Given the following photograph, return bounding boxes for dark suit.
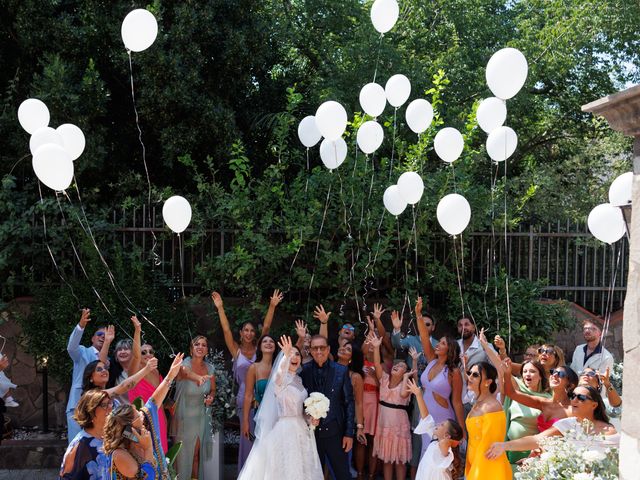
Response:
[300,360,355,480]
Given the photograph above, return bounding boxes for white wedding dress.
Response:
[237,352,323,480]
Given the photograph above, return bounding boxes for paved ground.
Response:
[0,465,241,480]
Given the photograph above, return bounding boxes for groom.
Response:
[300,334,355,480]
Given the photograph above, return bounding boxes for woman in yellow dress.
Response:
[465,361,512,480]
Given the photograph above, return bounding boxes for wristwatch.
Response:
[607,385,615,392]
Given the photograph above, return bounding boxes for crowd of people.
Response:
[56,291,622,480]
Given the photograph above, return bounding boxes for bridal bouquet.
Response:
[304,392,330,431]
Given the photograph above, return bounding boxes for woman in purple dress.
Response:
[415,297,465,449]
[211,289,283,472]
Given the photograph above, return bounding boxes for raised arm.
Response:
[406,378,430,419]
[415,297,435,362]
[211,291,239,358]
[150,353,184,406]
[501,358,549,410]
[107,357,158,397]
[261,289,283,336]
[400,367,417,399]
[127,316,142,376]
[68,308,91,361]
[371,303,393,354]
[313,305,330,341]
[294,319,307,352]
[99,325,114,367]
[275,335,295,387]
[368,332,384,380]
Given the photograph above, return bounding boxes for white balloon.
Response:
[18,98,50,135]
[385,74,411,108]
[588,203,626,244]
[397,172,424,205]
[30,127,63,156]
[486,126,518,162]
[383,185,407,216]
[32,144,74,191]
[405,99,434,134]
[56,124,86,161]
[437,194,471,235]
[162,195,192,234]
[434,127,464,163]
[315,101,348,141]
[357,121,384,154]
[609,172,633,207]
[476,97,507,133]
[320,138,348,170]
[486,48,528,100]
[297,116,322,148]
[121,9,158,52]
[371,0,399,34]
[359,83,387,117]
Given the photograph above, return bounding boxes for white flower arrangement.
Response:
[304,392,330,430]
[515,420,618,480]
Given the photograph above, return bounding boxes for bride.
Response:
[238,335,323,479]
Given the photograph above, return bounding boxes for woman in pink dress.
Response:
[368,332,414,480]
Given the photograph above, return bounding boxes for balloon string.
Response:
[487,161,500,330]
[63,189,175,354]
[600,244,621,364]
[127,50,160,267]
[412,205,419,285]
[388,108,398,180]
[372,33,384,84]
[306,179,333,319]
[503,145,512,351]
[53,191,120,325]
[450,162,458,194]
[36,181,81,308]
[177,233,194,342]
[289,148,312,274]
[452,235,465,319]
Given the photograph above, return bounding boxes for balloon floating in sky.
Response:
[121,9,159,52]
[383,185,407,216]
[315,101,348,141]
[397,171,424,205]
[434,127,464,163]
[608,172,633,207]
[18,98,50,135]
[385,74,411,108]
[588,203,626,244]
[437,194,471,235]
[405,99,434,134]
[57,124,86,161]
[32,143,74,191]
[298,116,322,148]
[162,195,192,234]
[359,83,387,118]
[371,0,399,34]
[486,126,518,162]
[320,138,348,170]
[476,97,507,133]
[357,121,384,154]
[486,48,528,100]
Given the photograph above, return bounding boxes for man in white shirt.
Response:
[66,308,106,442]
[570,320,614,374]
[457,317,495,406]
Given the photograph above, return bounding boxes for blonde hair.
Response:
[103,404,137,454]
[73,390,109,429]
[541,343,565,368]
[190,335,208,355]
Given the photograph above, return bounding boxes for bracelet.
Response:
[607,385,615,392]
[320,321,328,325]
[357,424,364,429]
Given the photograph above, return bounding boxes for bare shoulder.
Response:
[481,397,504,414]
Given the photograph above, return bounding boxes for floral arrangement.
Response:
[515,420,619,480]
[304,392,330,430]
[609,361,623,393]
[207,350,236,434]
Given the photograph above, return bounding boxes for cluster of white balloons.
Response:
[383,172,424,216]
[162,195,192,234]
[370,0,399,34]
[587,172,632,244]
[18,98,86,191]
[297,100,349,170]
[121,9,158,52]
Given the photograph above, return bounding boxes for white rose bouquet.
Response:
[304,392,330,431]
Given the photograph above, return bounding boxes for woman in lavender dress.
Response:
[211,289,283,472]
[415,297,465,449]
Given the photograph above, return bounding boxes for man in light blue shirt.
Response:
[66,308,106,442]
[390,309,438,370]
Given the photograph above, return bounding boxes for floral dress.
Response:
[60,431,109,480]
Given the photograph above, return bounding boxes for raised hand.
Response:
[372,303,385,320]
[138,426,152,451]
[367,331,382,349]
[105,325,115,343]
[501,357,512,375]
[145,357,158,372]
[391,310,402,331]
[404,368,417,381]
[278,335,293,358]
[270,289,284,307]
[599,367,612,389]
[79,308,91,328]
[166,353,184,382]
[405,378,422,397]
[478,327,488,345]
[493,335,506,351]
[415,296,423,315]
[211,291,224,309]
[131,315,141,331]
[366,316,376,335]
[313,305,331,324]
[295,319,307,339]
[408,346,421,362]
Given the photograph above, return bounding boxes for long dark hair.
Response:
[239,321,258,345]
[442,336,461,371]
[82,360,106,393]
[345,341,364,377]
[521,360,549,392]
[555,366,579,394]
[579,385,610,423]
[255,334,278,364]
[445,419,464,479]
[474,361,498,394]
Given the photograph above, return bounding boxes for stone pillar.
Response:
[583,85,640,479]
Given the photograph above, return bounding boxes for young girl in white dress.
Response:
[407,379,463,480]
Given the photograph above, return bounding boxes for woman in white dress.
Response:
[238,335,323,480]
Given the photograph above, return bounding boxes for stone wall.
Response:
[1,307,66,431]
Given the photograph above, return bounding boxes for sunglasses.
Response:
[95,366,107,373]
[98,400,114,410]
[580,371,597,378]
[569,392,593,402]
[310,345,328,351]
[95,331,105,337]
[342,325,355,332]
[466,370,481,378]
[550,369,567,378]
[141,349,155,356]
[424,322,433,328]
[538,347,556,355]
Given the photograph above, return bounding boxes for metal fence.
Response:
[112,208,628,317]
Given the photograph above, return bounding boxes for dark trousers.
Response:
[316,433,350,480]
